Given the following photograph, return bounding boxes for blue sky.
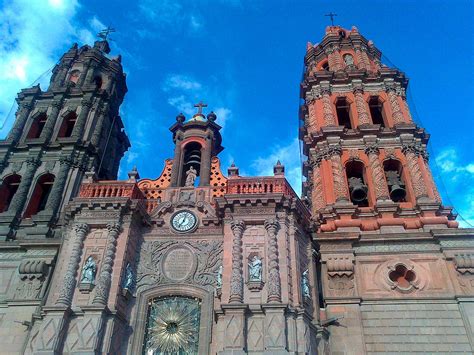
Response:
[0,0,473,226]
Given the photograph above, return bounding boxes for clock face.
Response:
[171,210,198,233]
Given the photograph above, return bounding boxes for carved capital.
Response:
[26,158,41,168]
[51,99,63,109]
[73,222,89,235]
[264,218,279,234]
[364,144,380,156]
[230,220,245,235]
[106,221,122,234]
[320,87,331,96]
[327,145,342,157]
[402,143,422,156]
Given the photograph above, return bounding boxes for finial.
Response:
[176,113,185,123]
[191,101,207,121]
[273,160,285,176]
[325,12,337,26]
[207,111,217,122]
[127,166,140,182]
[306,42,313,51]
[228,163,239,178]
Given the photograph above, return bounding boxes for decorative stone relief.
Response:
[375,259,426,294]
[402,144,428,199]
[301,269,311,301]
[14,259,48,300]
[247,253,264,291]
[325,255,355,297]
[265,218,281,303]
[454,254,474,274]
[136,240,223,293]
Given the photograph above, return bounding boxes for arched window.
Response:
[346,161,369,207]
[368,96,386,127]
[321,61,330,71]
[335,97,352,129]
[0,174,21,212]
[180,142,202,187]
[383,159,406,202]
[26,113,47,139]
[69,70,80,84]
[94,75,103,90]
[57,112,77,138]
[24,174,55,218]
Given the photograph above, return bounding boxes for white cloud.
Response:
[250,138,303,196]
[168,95,195,116]
[433,147,474,227]
[214,107,231,129]
[0,0,106,137]
[164,75,202,91]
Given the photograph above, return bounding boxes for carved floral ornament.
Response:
[384,260,424,293]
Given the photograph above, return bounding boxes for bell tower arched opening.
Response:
[180,142,202,187]
[383,159,407,202]
[346,160,369,207]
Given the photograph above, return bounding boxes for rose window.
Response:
[143,296,201,354]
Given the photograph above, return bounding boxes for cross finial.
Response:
[194,101,208,115]
[98,26,116,41]
[325,12,337,26]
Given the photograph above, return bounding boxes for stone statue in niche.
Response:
[122,263,135,291]
[185,166,197,187]
[343,54,354,66]
[80,256,97,284]
[301,269,311,299]
[248,255,263,281]
[216,265,223,288]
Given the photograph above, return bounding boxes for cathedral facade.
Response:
[0,26,473,355]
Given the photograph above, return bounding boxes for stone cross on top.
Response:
[98,26,116,41]
[325,12,337,26]
[194,101,208,115]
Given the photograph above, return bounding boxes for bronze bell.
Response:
[385,170,406,202]
[389,184,406,202]
[348,177,368,203]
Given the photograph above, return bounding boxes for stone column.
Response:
[385,85,405,125]
[42,157,72,216]
[401,91,414,123]
[354,46,367,70]
[199,138,212,186]
[90,104,109,147]
[365,145,390,201]
[229,220,245,303]
[311,156,326,211]
[328,146,350,202]
[52,63,70,88]
[56,223,89,306]
[7,102,34,142]
[402,144,429,201]
[6,158,40,216]
[77,59,92,87]
[325,47,337,71]
[321,88,336,126]
[265,218,281,303]
[332,46,343,71]
[353,86,370,126]
[170,135,183,187]
[39,98,63,141]
[420,150,442,203]
[360,46,372,71]
[93,222,121,305]
[71,95,94,140]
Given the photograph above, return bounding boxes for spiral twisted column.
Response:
[229,220,245,303]
[420,150,442,203]
[321,88,336,126]
[7,158,41,215]
[328,146,349,202]
[311,155,326,211]
[265,218,281,303]
[386,86,405,125]
[402,144,429,200]
[93,222,122,305]
[7,102,34,142]
[56,223,89,306]
[365,145,390,201]
[353,86,370,125]
[39,99,63,141]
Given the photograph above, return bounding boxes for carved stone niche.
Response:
[14,259,48,301]
[247,252,264,292]
[325,255,355,297]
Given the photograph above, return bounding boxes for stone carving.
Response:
[343,54,354,66]
[14,259,48,300]
[325,255,355,297]
[365,144,390,200]
[216,265,223,288]
[265,218,281,303]
[327,274,355,296]
[402,144,428,199]
[80,256,97,283]
[185,166,197,187]
[136,240,223,292]
[454,254,474,274]
[229,220,245,303]
[162,246,196,281]
[93,222,121,305]
[301,269,311,300]
[248,255,263,281]
[56,223,89,306]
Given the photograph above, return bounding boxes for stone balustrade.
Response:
[79,181,144,199]
[226,176,297,197]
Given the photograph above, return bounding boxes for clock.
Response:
[171,210,198,233]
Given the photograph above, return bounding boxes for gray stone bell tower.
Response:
[0,38,130,239]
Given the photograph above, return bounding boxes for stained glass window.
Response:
[142,296,201,355]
